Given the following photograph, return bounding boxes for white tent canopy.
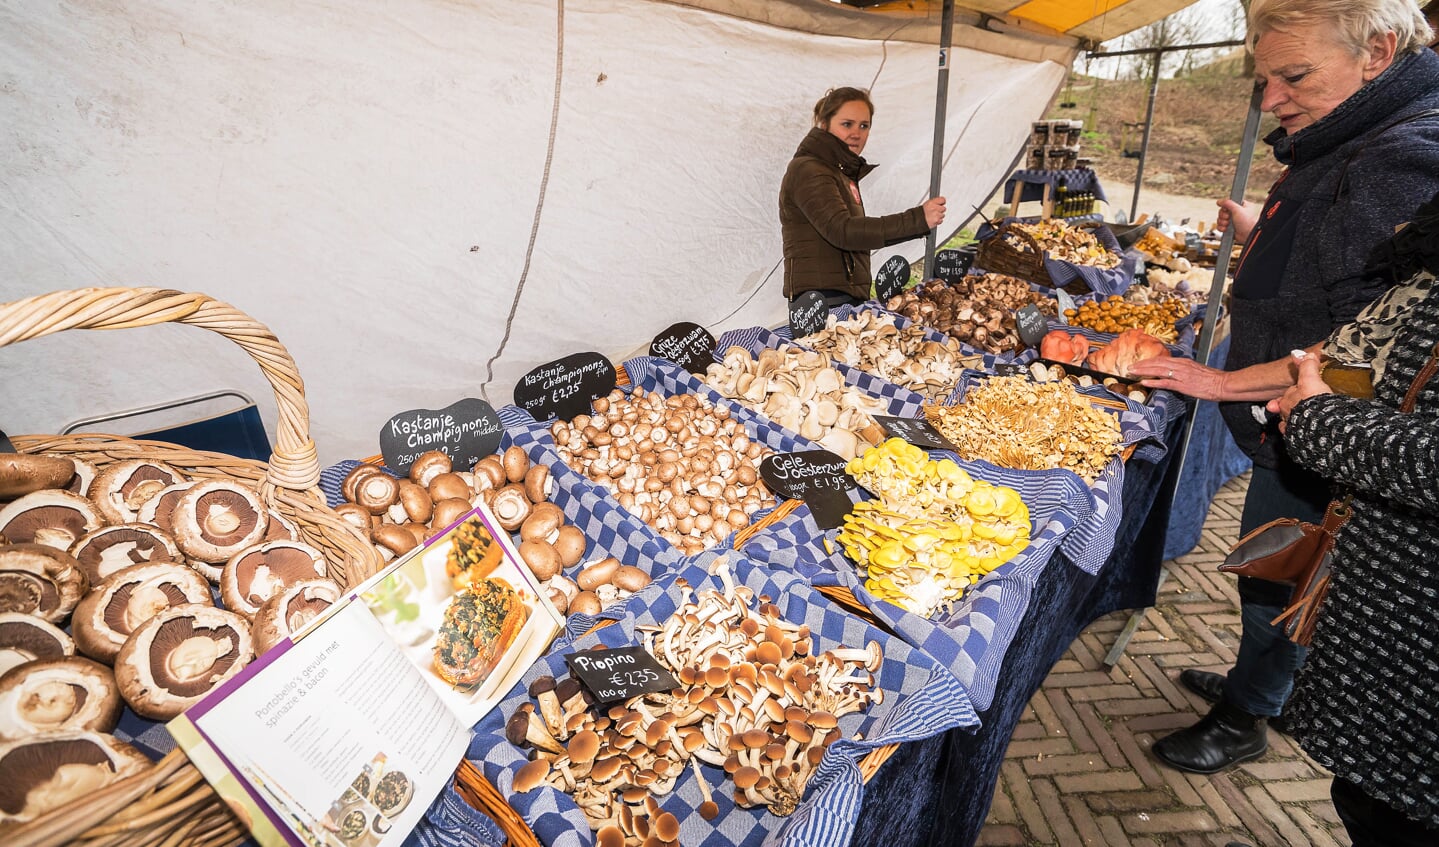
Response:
[2,0,1073,463]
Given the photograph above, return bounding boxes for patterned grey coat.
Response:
[1285,268,1439,828]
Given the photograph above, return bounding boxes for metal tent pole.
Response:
[924,0,955,271]
[1129,50,1163,222]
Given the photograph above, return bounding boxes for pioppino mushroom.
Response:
[113,603,254,720]
[219,541,328,620]
[0,453,75,500]
[0,656,122,740]
[251,579,342,655]
[89,459,184,525]
[0,613,73,678]
[171,480,269,575]
[0,490,102,550]
[70,523,183,585]
[72,562,212,663]
[0,730,150,827]
[0,544,88,623]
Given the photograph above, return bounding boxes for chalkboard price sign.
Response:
[513,352,618,422]
[759,450,856,530]
[873,255,912,302]
[379,398,504,477]
[789,291,829,339]
[1015,304,1050,349]
[993,363,1029,377]
[566,645,679,704]
[872,414,956,452]
[932,248,976,284]
[650,322,716,375]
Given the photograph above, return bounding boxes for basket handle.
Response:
[0,287,319,490]
[999,222,1043,256]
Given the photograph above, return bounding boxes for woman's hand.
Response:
[923,196,947,228]
[1216,198,1259,242]
[1267,353,1332,434]
[1128,356,1229,400]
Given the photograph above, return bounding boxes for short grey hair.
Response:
[1248,0,1435,56]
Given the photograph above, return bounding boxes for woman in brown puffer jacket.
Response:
[779,87,946,308]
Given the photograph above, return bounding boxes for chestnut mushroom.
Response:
[552,525,587,568]
[251,579,343,655]
[353,472,400,516]
[427,473,472,504]
[517,540,562,582]
[70,523,183,585]
[0,613,73,678]
[520,503,565,545]
[501,446,530,484]
[396,481,433,524]
[490,485,531,532]
[0,656,122,739]
[471,456,506,492]
[428,498,473,536]
[0,730,150,826]
[219,541,328,620]
[89,459,184,525]
[72,562,212,663]
[113,603,254,719]
[341,464,384,504]
[171,480,270,574]
[0,544,87,624]
[523,465,552,504]
[332,502,374,536]
[0,453,75,500]
[407,451,451,488]
[372,525,417,559]
[0,490,102,550]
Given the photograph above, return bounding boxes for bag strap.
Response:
[1401,339,1439,413]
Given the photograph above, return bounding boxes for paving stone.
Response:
[1120,809,1219,834]
[1083,790,1176,814]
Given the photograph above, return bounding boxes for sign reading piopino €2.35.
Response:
[873,255,912,303]
[565,645,679,704]
[379,398,504,477]
[513,352,618,422]
[649,322,717,375]
[759,450,857,530]
[788,291,829,339]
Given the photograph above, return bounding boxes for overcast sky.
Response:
[1085,0,1246,79]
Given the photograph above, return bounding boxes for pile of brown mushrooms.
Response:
[508,558,882,843]
[796,311,981,402]
[883,276,1053,355]
[548,389,770,556]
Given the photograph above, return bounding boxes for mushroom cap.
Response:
[70,523,183,585]
[0,656,122,739]
[134,481,198,536]
[611,566,650,593]
[407,451,452,487]
[0,730,150,825]
[113,603,254,720]
[489,485,531,532]
[171,481,269,565]
[566,729,599,764]
[470,455,506,491]
[354,472,400,515]
[576,557,620,592]
[89,460,185,525]
[552,526,587,568]
[519,503,564,544]
[654,811,680,842]
[0,454,75,500]
[219,541,328,620]
[262,510,300,543]
[517,540,562,582]
[429,498,472,534]
[568,591,602,617]
[523,465,552,505]
[512,758,550,792]
[251,578,342,655]
[426,472,472,504]
[72,562,213,663]
[0,612,74,678]
[341,464,384,504]
[396,481,433,524]
[372,524,417,558]
[0,543,89,623]
[0,490,102,551]
[501,446,530,484]
[62,459,98,498]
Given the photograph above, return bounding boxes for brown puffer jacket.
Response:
[780,128,930,301]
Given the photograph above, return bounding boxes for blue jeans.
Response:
[1223,463,1329,716]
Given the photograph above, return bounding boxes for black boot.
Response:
[1151,700,1267,774]
[1179,669,1226,703]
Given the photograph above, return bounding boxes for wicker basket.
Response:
[974,223,1052,288]
[1,287,384,847]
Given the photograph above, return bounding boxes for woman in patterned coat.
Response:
[1267,196,1439,844]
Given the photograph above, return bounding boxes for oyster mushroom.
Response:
[0,656,122,739]
[219,541,328,620]
[171,480,270,575]
[89,460,184,525]
[0,613,73,678]
[0,490,102,550]
[71,562,212,664]
[251,579,342,655]
[113,603,254,720]
[0,730,150,826]
[70,523,183,585]
[0,544,87,623]
[0,453,75,500]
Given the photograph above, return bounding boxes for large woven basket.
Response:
[1,287,384,847]
[974,222,1052,288]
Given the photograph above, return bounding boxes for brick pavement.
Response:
[978,472,1350,847]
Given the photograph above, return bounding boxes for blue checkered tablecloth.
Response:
[468,552,978,847]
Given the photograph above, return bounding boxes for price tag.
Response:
[566,645,679,704]
[379,398,503,477]
[788,291,829,339]
[1015,304,1050,348]
[513,352,618,422]
[873,255,912,303]
[872,415,956,452]
[993,363,1029,377]
[932,248,975,284]
[649,322,716,375]
[759,450,856,530]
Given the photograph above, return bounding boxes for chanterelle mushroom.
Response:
[0,453,75,500]
[251,579,343,655]
[171,481,269,573]
[70,523,183,585]
[72,562,212,664]
[89,459,185,525]
[0,656,122,740]
[219,541,328,621]
[0,544,88,624]
[113,603,254,720]
[0,730,150,826]
[0,613,74,678]
[0,490,102,551]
